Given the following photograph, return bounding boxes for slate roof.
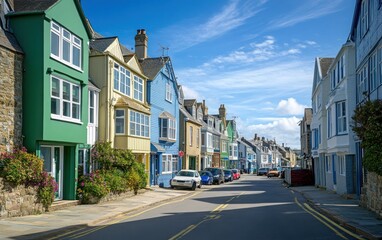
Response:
[319,57,334,78]
[90,37,117,52]
[139,57,169,80]
[184,99,196,108]
[0,28,23,53]
[13,0,58,12]
[120,43,133,56]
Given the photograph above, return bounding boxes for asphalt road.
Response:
[64,175,362,240]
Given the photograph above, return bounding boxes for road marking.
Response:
[303,203,365,240]
[168,225,196,240]
[294,197,347,239]
[294,197,365,240]
[51,191,202,240]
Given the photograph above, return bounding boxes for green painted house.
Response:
[8,0,92,200]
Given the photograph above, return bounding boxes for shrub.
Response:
[352,100,382,175]
[102,169,128,194]
[77,170,110,204]
[0,148,57,211]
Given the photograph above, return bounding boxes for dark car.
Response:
[223,169,233,182]
[204,167,224,185]
[257,168,270,176]
[200,171,213,185]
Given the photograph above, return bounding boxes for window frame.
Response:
[360,0,369,38]
[339,155,346,176]
[162,154,172,174]
[160,118,176,140]
[165,81,172,102]
[50,21,82,71]
[115,109,125,135]
[336,101,347,135]
[133,75,144,102]
[114,63,131,96]
[129,110,150,138]
[50,75,81,123]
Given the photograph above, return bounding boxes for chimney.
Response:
[219,104,226,119]
[254,133,257,141]
[135,29,148,59]
[202,100,208,115]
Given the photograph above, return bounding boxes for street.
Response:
[52,175,363,240]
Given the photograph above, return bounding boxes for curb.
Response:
[299,191,381,240]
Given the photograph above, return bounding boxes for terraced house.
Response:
[8,0,92,200]
[138,30,180,187]
[89,32,151,183]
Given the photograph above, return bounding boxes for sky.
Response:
[82,0,356,149]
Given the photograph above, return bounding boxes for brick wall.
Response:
[0,46,23,153]
[360,172,382,217]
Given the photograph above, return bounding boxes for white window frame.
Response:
[50,75,81,123]
[50,21,82,70]
[326,155,332,173]
[336,101,347,134]
[129,110,150,137]
[207,133,213,148]
[160,118,176,140]
[165,81,172,102]
[115,109,125,135]
[162,154,172,174]
[172,156,178,173]
[134,76,144,102]
[327,106,333,138]
[222,141,227,153]
[339,155,346,176]
[114,63,131,96]
[88,90,98,125]
[357,65,368,103]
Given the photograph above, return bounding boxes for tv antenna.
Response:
[160,45,169,57]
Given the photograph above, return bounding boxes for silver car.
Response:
[170,170,202,190]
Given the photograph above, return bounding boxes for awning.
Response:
[151,142,165,153]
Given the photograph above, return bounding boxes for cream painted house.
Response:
[89,35,151,178]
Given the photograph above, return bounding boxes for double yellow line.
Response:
[294,197,365,240]
[46,192,201,240]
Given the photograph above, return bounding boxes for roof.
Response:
[139,57,169,79]
[90,37,117,52]
[184,99,196,108]
[120,43,133,56]
[0,28,23,53]
[13,0,58,12]
[11,0,93,38]
[180,106,202,126]
[319,57,334,78]
[115,96,150,115]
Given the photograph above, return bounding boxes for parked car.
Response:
[170,170,202,190]
[200,171,213,185]
[231,169,240,180]
[223,169,233,182]
[257,168,270,176]
[267,167,282,178]
[204,167,224,185]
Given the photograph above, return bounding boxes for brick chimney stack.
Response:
[135,29,148,59]
[219,104,226,119]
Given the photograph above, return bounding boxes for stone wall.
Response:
[360,172,382,217]
[0,178,44,218]
[0,46,23,153]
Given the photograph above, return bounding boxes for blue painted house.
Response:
[137,31,179,187]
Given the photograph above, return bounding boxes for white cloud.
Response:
[269,0,343,29]
[162,0,266,52]
[276,98,308,115]
[182,85,202,100]
[237,116,302,149]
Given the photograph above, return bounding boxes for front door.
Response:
[41,146,63,200]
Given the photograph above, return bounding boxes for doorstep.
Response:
[50,200,79,212]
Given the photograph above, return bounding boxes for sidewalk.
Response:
[0,187,192,240]
[291,186,382,240]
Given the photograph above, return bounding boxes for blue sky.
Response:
[82,0,355,149]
